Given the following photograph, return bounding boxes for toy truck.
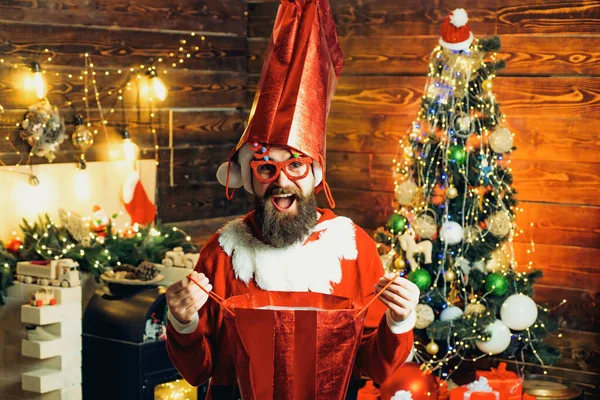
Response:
[15,259,81,287]
[30,288,57,307]
[162,247,199,269]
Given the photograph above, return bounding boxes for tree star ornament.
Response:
[415,304,435,329]
[408,268,432,291]
[490,127,514,153]
[488,211,512,238]
[440,221,464,245]
[399,231,433,270]
[395,180,419,205]
[485,272,509,296]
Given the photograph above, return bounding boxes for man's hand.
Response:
[374,273,420,322]
[165,271,212,324]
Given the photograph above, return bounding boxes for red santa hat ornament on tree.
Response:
[439,8,474,51]
[216,0,344,208]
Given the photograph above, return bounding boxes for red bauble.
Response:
[380,363,439,400]
[5,237,23,254]
[431,184,446,205]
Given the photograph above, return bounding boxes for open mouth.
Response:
[271,193,297,212]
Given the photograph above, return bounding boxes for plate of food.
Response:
[101,261,164,286]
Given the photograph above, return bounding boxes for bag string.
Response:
[188,274,236,317]
[355,273,399,318]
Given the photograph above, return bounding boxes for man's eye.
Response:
[290,161,302,168]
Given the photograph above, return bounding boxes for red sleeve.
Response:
[165,233,222,386]
[353,226,413,383]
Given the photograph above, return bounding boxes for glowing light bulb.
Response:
[150,71,168,101]
[121,129,139,161]
[30,61,47,99]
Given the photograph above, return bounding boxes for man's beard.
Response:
[254,185,318,248]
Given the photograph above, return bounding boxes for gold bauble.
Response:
[426,340,439,355]
[444,269,456,282]
[446,185,458,199]
[72,124,94,151]
[482,78,493,92]
[394,257,406,270]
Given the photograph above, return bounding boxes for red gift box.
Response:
[475,363,523,400]
[449,378,499,400]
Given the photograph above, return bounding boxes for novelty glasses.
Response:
[249,156,313,184]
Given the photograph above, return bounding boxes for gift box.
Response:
[449,377,500,400]
[475,363,523,400]
[437,377,449,400]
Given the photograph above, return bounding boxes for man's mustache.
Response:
[265,185,302,198]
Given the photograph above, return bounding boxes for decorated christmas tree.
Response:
[374,9,561,373]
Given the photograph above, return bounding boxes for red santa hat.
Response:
[439,8,474,51]
[216,0,344,208]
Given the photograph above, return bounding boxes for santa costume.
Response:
[165,0,415,398]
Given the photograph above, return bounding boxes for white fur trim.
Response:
[167,309,199,334]
[439,32,474,51]
[386,309,416,334]
[122,170,140,204]
[450,8,468,28]
[218,216,357,293]
[216,161,243,189]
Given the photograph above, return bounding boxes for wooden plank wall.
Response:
[249,0,600,394]
[0,0,251,227]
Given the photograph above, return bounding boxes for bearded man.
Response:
[165,0,419,398]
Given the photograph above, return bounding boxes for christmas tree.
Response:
[374,9,561,372]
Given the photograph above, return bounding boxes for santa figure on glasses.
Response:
[164,0,419,398]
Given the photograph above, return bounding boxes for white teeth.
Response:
[273,194,293,198]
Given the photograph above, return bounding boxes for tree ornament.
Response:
[71,115,94,151]
[485,250,510,272]
[395,180,419,205]
[408,268,432,291]
[431,184,446,205]
[490,127,513,153]
[440,221,463,245]
[465,302,486,317]
[482,78,493,92]
[444,269,456,282]
[448,144,467,164]
[464,225,482,244]
[400,232,433,270]
[488,211,512,238]
[20,100,67,163]
[485,272,508,296]
[454,256,472,277]
[412,213,437,239]
[387,213,408,234]
[5,237,23,254]
[500,294,538,331]
[380,252,393,271]
[476,320,512,355]
[58,209,91,246]
[446,185,458,199]
[440,305,463,322]
[426,339,440,355]
[415,304,435,329]
[394,257,406,270]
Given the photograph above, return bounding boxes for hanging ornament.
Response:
[439,221,463,245]
[408,268,432,291]
[20,100,67,163]
[488,211,512,238]
[71,115,94,151]
[485,272,509,296]
[481,78,494,92]
[451,112,474,138]
[399,231,433,271]
[431,184,446,205]
[465,302,486,317]
[426,339,440,355]
[485,250,510,273]
[464,225,482,244]
[500,294,538,331]
[92,205,110,237]
[5,237,23,254]
[448,144,467,164]
[412,213,437,239]
[393,257,406,270]
[446,185,458,199]
[489,127,513,153]
[387,213,408,234]
[380,252,394,271]
[58,209,91,247]
[395,180,419,205]
[476,320,512,355]
[454,256,472,277]
[415,304,435,329]
[444,269,456,282]
[440,305,463,322]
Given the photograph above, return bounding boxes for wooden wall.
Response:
[249,0,600,394]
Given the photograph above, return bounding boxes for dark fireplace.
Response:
[82,284,208,400]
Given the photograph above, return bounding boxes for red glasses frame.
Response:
[249,156,313,184]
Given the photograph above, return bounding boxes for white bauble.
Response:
[415,304,435,329]
[440,305,464,322]
[500,294,538,331]
[490,127,514,153]
[440,221,464,245]
[413,214,437,239]
[395,181,419,205]
[476,320,512,355]
[488,211,512,238]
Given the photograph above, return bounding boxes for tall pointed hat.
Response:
[216,0,344,208]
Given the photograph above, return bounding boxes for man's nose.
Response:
[274,169,292,187]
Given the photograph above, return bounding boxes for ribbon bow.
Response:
[467,377,493,393]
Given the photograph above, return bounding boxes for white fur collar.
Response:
[218,216,358,293]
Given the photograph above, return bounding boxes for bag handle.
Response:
[188,274,236,317]
[355,273,399,318]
